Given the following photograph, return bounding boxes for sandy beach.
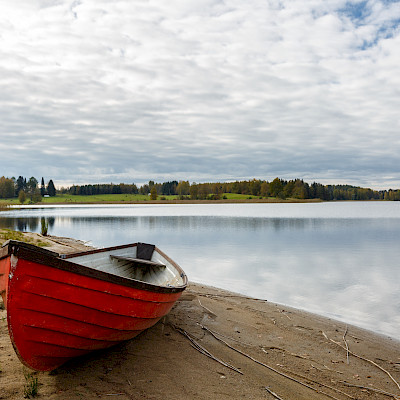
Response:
[1,232,399,399]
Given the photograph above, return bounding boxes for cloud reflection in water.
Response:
[1,205,399,339]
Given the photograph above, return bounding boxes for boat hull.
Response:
[0,241,186,371]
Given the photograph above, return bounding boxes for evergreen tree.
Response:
[140,184,150,195]
[41,177,46,196]
[47,180,56,196]
[161,181,178,195]
[16,176,26,194]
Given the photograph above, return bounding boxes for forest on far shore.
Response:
[1,176,400,202]
[65,178,400,201]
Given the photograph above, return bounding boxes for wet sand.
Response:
[1,233,399,399]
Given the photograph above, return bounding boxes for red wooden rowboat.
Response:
[0,240,187,371]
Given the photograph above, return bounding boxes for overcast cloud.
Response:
[1,0,399,188]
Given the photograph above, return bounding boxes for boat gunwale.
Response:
[1,240,187,294]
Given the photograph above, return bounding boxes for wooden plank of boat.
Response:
[110,255,167,268]
[0,240,187,371]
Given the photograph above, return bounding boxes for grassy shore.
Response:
[0,193,322,205]
[0,228,48,246]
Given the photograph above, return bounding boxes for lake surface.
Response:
[1,202,399,340]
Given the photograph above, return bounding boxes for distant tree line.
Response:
[64,178,400,201]
[2,175,400,201]
[66,180,180,197]
[177,179,388,201]
[0,176,56,201]
[68,183,139,196]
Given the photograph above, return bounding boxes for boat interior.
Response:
[66,243,185,287]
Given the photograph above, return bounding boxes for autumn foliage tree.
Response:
[18,190,26,204]
[0,177,15,198]
[150,186,158,200]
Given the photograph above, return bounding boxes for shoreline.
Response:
[1,197,325,206]
[1,233,399,399]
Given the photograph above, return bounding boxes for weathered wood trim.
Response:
[0,246,9,260]
[61,243,138,259]
[3,239,59,257]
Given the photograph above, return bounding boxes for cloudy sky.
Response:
[1,0,399,189]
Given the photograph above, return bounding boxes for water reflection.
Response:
[0,217,56,233]
[3,214,394,233]
[1,204,399,340]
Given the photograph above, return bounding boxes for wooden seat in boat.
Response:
[110,255,166,268]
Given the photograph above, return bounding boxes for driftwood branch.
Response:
[198,298,216,316]
[279,310,291,320]
[173,326,243,374]
[341,382,400,399]
[197,323,252,346]
[277,365,355,399]
[265,387,285,400]
[343,326,349,365]
[186,289,267,302]
[322,331,400,392]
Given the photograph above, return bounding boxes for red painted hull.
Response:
[0,241,187,371]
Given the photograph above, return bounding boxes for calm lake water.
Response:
[1,202,399,340]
